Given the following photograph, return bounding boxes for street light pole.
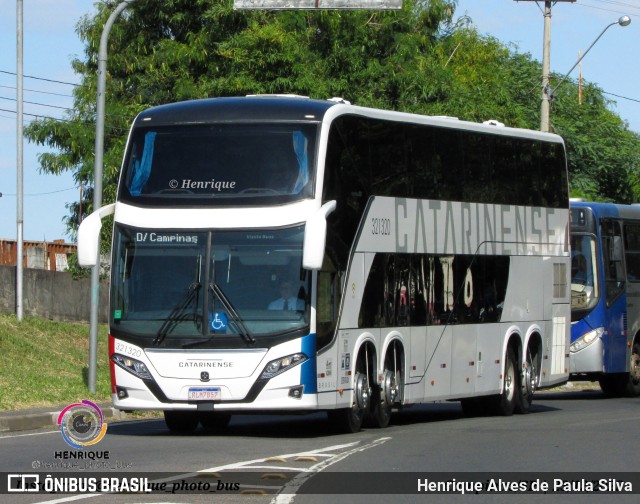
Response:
[549,16,631,99]
[88,0,135,393]
[16,0,24,321]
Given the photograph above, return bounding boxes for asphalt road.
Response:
[1,388,638,504]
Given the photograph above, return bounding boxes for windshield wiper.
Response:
[208,282,255,345]
[153,282,201,346]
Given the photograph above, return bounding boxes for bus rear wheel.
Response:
[492,347,517,416]
[368,369,399,428]
[516,346,537,414]
[164,410,199,433]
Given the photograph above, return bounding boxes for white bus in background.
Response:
[79,95,571,433]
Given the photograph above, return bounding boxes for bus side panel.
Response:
[604,293,627,373]
[451,325,476,397]
[502,256,544,323]
[540,304,570,387]
[424,326,453,401]
[409,326,426,380]
[316,343,339,409]
[475,324,504,395]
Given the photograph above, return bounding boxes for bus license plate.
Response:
[188,387,221,401]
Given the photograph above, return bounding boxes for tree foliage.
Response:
[23,0,640,237]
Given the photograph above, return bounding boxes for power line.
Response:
[585,0,640,13]
[0,187,77,197]
[576,0,640,16]
[0,95,71,111]
[0,84,74,99]
[0,69,80,87]
[0,107,130,133]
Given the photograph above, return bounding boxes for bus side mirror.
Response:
[77,203,116,266]
[303,200,336,270]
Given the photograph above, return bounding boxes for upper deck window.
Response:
[119,123,317,206]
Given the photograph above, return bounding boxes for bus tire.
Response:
[200,412,232,432]
[599,374,627,397]
[367,369,399,428]
[328,407,365,434]
[164,410,199,433]
[460,397,488,417]
[328,371,368,433]
[626,343,640,397]
[366,387,391,428]
[516,346,537,414]
[492,346,517,416]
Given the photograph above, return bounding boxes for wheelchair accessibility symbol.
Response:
[210,312,228,331]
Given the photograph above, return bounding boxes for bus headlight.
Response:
[570,327,604,353]
[111,353,153,380]
[260,353,308,380]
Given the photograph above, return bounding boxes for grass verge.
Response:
[0,314,112,411]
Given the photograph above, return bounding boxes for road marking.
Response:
[29,438,389,504]
[270,437,391,504]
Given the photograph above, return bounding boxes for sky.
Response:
[0,0,639,243]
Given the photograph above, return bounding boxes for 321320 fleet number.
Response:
[371,217,391,236]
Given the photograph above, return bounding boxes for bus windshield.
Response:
[110,225,310,347]
[570,234,599,315]
[118,123,317,205]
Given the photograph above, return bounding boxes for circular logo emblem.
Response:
[57,400,107,449]
[169,179,179,189]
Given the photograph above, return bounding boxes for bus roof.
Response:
[571,200,640,220]
[132,95,565,145]
[134,96,337,126]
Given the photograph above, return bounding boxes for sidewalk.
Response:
[0,404,129,433]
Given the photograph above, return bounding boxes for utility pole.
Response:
[515,1,575,132]
[540,0,552,132]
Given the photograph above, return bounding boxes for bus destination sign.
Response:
[234,0,402,9]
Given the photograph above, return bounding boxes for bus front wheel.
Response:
[328,371,369,433]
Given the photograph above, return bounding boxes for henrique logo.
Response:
[57,400,107,450]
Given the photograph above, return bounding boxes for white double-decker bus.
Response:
[79,96,570,433]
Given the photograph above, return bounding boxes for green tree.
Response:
[25,0,459,236]
[23,0,640,234]
[550,81,640,203]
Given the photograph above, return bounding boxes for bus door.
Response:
[601,219,627,372]
[623,222,640,370]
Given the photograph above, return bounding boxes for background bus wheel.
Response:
[627,343,640,397]
[328,371,369,433]
[492,347,517,416]
[200,412,231,433]
[164,410,199,433]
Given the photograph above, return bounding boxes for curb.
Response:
[0,406,128,434]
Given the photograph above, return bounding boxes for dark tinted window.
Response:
[324,115,568,209]
[119,123,317,206]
